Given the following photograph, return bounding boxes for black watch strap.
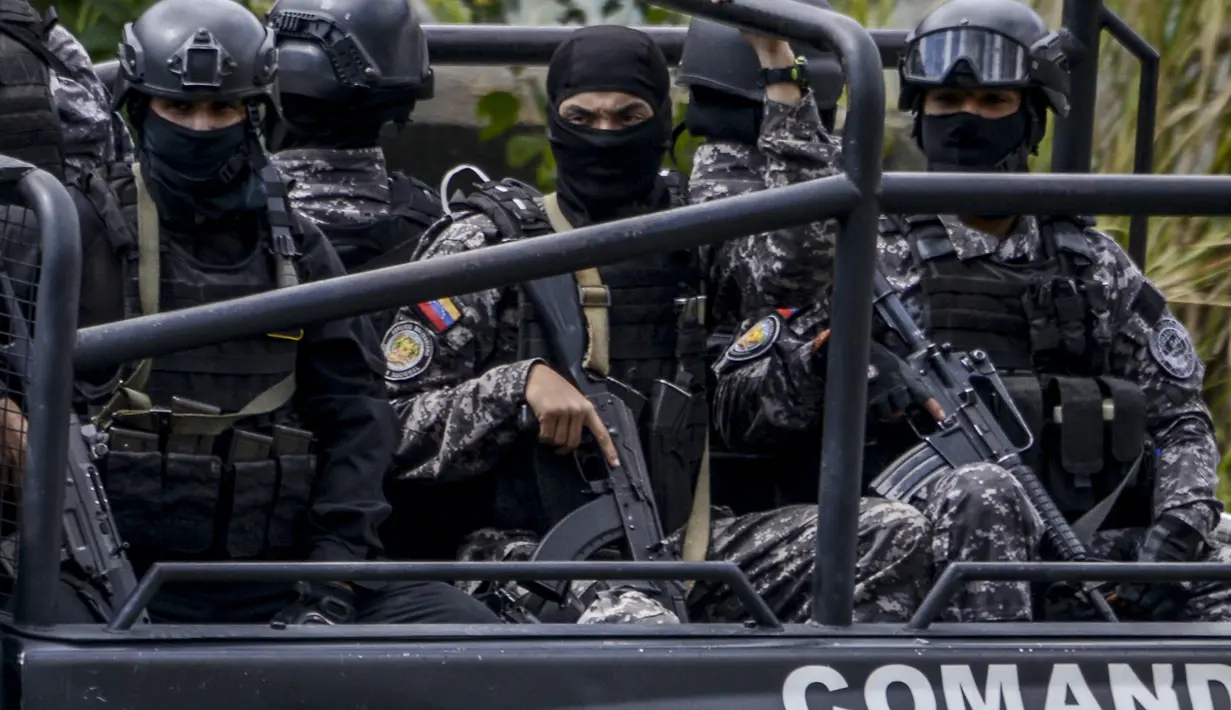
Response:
[759,56,809,89]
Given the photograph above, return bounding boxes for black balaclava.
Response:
[135,101,265,225]
[267,94,412,152]
[684,86,762,148]
[546,25,673,227]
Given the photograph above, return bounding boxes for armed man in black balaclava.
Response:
[715,0,1231,624]
[380,24,929,627]
[50,0,499,626]
[265,0,442,335]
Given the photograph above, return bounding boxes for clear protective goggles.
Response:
[902,27,1036,87]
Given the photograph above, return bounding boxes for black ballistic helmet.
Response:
[267,0,434,106]
[114,0,279,115]
[897,0,1070,118]
[676,0,845,111]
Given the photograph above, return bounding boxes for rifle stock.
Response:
[0,267,147,623]
[866,270,1119,623]
[521,273,688,621]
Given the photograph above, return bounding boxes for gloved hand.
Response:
[866,341,945,423]
[272,581,357,626]
[1112,514,1204,621]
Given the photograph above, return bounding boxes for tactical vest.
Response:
[885,214,1153,530]
[0,0,67,180]
[443,174,708,535]
[320,173,443,274]
[94,165,316,559]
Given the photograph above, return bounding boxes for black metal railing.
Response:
[16,0,1228,635]
[0,159,83,628]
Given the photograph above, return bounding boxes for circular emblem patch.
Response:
[726,315,781,363]
[383,320,435,381]
[1148,317,1197,380]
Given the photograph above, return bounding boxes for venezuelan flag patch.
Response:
[417,297,462,332]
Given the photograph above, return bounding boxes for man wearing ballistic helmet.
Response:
[714,0,1231,623]
[668,4,933,622]
[382,22,929,626]
[266,0,443,336]
[677,0,845,338]
[53,0,498,625]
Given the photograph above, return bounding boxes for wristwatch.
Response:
[759,55,809,89]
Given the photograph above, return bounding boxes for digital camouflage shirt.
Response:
[273,146,398,227]
[715,212,1223,539]
[46,24,134,175]
[688,89,841,333]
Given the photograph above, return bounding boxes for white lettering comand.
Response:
[782,663,1231,710]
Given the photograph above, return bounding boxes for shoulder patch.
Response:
[725,315,781,363]
[384,320,436,382]
[417,297,462,332]
[1148,317,1198,380]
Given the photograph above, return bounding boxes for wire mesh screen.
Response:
[0,200,42,612]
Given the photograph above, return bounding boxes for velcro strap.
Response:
[1131,282,1168,326]
[1053,280,1085,322]
[1024,285,1061,354]
[913,235,956,261]
[1047,376,1104,477]
[467,192,523,241]
[1099,376,1147,464]
[1000,375,1045,443]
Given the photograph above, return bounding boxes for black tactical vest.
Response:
[320,173,443,274]
[316,172,442,337]
[444,175,708,534]
[97,165,316,560]
[0,0,66,180]
[882,215,1153,530]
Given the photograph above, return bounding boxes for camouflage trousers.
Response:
[456,530,680,624]
[908,462,1043,622]
[458,498,930,624]
[669,500,929,623]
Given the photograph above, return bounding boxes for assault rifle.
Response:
[519,272,689,622]
[866,269,1119,623]
[0,268,147,624]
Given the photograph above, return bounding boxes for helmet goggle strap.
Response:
[168,28,235,89]
[268,10,383,88]
[902,27,1064,88]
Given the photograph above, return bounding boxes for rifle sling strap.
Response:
[542,194,712,572]
[542,192,609,377]
[681,433,712,591]
[92,166,297,436]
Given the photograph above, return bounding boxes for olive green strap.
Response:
[132,163,160,317]
[94,167,298,435]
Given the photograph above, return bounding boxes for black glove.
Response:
[272,581,357,626]
[867,340,938,423]
[1112,514,1204,620]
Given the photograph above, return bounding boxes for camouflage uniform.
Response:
[386,192,929,623]
[273,146,400,228]
[46,24,134,176]
[716,213,1225,621]
[688,90,840,333]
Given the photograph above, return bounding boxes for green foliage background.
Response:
[36,0,1231,497]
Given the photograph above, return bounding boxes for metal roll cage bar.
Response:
[17,0,1221,634]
